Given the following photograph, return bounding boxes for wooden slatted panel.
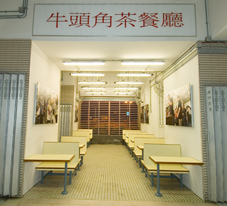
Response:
[129,102,140,131]
[120,101,130,132]
[89,101,99,135]
[80,101,89,129]
[99,101,109,135]
[110,101,120,135]
[79,100,139,136]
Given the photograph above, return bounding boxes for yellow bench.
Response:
[61,136,87,166]
[133,137,164,167]
[128,134,155,150]
[122,130,140,142]
[36,142,81,185]
[141,144,189,188]
[78,129,93,141]
[73,130,91,147]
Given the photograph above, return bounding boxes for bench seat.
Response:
[36,161,80,171]
[133,151,142,159]
[37,142,81,185]
[142,144,189,188]
[141,160,189,173]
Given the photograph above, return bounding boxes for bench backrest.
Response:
[73,131,90,142]
[61,136,87,154]
[134,138,165,155]
[43,142,79,165]
[144,144,181,167]
[126,131,146,143]
[128,134,155,147]
[78,129,93,140]
[122,130,140,140]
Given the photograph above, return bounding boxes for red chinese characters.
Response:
[161,12,184,27]
[139,12,159,28]
[93,12,112,28]
[115,12,136,28]
[46,12,68,28]
[46,12,185,29]
[69,13,90,27]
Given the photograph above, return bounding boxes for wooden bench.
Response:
[125,131,146,145]
[78,129,93,142]
[133,137,165,167]
[61,136,87,166]
[36,142,81,185]
[141,144,189,188]
[128,134,155,150]
[122,130,140,143]
[125,132,146,153]
[73,130,91,147]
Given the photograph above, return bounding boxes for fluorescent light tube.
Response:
[117,73,151,77]
[114,92,135,95]
[78,81,107,85]
[71,73,105,77]
[81,87,106,90]
[121,61,165,65]
[114,87,139,90]
[115,81,144,85]
[85,91,106,94]
[63,61,105,65]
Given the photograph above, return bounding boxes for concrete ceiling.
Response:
[34,40,196,97]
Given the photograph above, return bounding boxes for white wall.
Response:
[140,77,165,137]
[208,0,227,40]
[164,56,203,199]
[23,42,60,194]
[0,0,207,41]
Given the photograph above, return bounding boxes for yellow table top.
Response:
[149,156,203,165]
[24,154,75,162]
[79,144,85,148]
[137,145,144,150]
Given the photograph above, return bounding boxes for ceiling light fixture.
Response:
[78,81,107,85]
[115,81,144,85]
[121,61,165,65]
[81,87,106,90]
[114,91,135,95]
[117,73,151,77]
[63,61,105,65]
[114,87,139,90]
[85,91,106,94]
[71,73,105,77]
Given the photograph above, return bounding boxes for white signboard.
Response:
[33,4,196,37]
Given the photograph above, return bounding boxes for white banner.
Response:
[33,4,196,37]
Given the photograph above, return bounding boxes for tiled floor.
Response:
[0,198,219,206]
[0,145,219,206]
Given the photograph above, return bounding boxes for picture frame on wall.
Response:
[141,104,149,124]
[165,83,193,127]
[34,82,58,124]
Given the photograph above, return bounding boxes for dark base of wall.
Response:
[91,135,123,145]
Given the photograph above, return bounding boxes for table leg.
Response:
[61,162,68,195]
[155,163,162,197]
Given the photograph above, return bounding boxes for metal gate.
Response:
[59,104,72,139]
[80,101,139,135]
[205,86,227,202]
[0,74,25,197]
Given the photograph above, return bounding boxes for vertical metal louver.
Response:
[197,42,227,202]
[80,100,139,135]
[0,40,31,197]
[59,104,72,139]
[205,86,227,202]
[0,74,25,197]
